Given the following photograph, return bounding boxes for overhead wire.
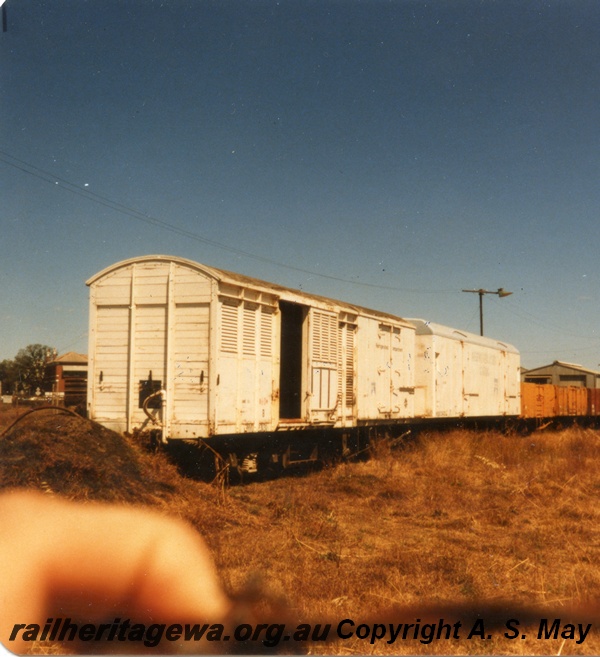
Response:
[500,296,600,341]
[0,148,455,294]
[4,148,598,356]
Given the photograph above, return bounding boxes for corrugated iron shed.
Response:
[522,360,600,388]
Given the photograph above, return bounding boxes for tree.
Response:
[0,359,18,395]
[12,344,56,396]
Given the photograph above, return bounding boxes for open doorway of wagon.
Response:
[279,301,307,419]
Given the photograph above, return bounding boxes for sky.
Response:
[1,0,600,371]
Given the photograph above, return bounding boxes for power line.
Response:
[0,148,455,294]
[3,149,599,355]
[501,296,600,341]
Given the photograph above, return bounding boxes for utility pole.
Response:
[462,288,512,336]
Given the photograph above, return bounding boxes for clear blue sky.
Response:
[1,0,600,371]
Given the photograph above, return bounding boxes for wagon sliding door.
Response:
[278,304,351,425]
[216,296,277,432]
[307,308,339,423]
[357,319,413,420]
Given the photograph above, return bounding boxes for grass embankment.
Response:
[1,404,599,654]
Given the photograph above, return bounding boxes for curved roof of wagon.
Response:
[409,318,519,354]
[86,254,413,326]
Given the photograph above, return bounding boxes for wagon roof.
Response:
[408,318,519,354]
[87,255,413,326]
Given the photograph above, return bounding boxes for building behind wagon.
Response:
[521,361,600,389]
[45,351,88,407]
[86,255,417,444]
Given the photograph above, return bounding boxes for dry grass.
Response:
[214,429,600,654]
[1,404,600,654]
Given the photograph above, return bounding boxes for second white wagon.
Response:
[410,319,520,419]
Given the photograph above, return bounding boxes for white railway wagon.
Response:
[410,319,520,419]
[86,255,417,444]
